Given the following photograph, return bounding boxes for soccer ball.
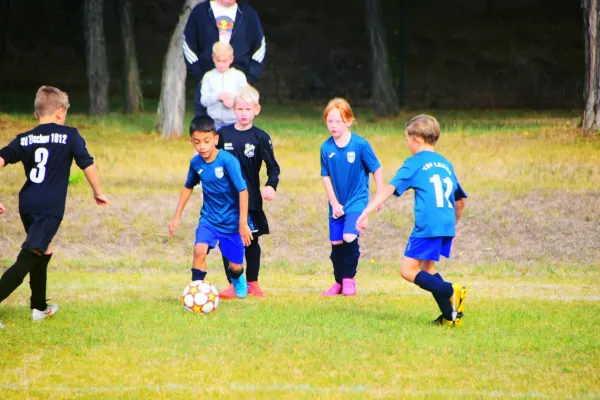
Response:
[182,280,220,314]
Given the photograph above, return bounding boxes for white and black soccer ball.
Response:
[182,280,220,314]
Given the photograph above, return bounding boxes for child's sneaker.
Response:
[450,284,467,321]
[31,304,59,322]
[219,284,236,300]
[342,278,357,296]
[231,275,248,299]
[321,283,342,296]
[248,281,266,297]
[431,313,464,327]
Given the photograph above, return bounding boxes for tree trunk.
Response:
[582,0,600,131]
[118,0,143,113]
[365,0,399,117]
[84,0,110,116]
[157,0,204,138]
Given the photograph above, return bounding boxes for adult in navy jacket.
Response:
[183,0,266,117]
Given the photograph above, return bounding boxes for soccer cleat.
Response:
[450,284,468,321]
[321,282,342,296]
[248,281,266,297]
[431,314,463,326]
[231,275,248,299]
[341,278,357,296]
[218,284,236,299]
[31,304,59,322]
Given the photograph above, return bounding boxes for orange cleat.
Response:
[248,281,266,297]
[218,283,237,299]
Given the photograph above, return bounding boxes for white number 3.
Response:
[429,174,454,208]
[30,148,49,183]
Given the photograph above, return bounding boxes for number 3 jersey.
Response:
[0,123,94,218]
[390,150,467,238]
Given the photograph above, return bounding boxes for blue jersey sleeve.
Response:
[0,137,22,164]
[454,181,468,201]
[226,156,248,192]
[389,160,416,197]
[360,141,381,173]
[184,161,200,189]
[320,145,330,177]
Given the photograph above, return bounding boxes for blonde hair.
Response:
[212,41,234,58]
[405,114,441,145]
[322,98,354,124]
[235,85,260,105]
[34,86,70,117]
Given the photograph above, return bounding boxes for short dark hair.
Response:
[189,116,216,136]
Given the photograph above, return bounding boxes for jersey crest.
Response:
[215,167,224,179]
[347,151,356,163]
[244,143,255,158]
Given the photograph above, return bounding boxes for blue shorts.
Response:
[404,236,453,262]
[195,223,244,265]
[20,214,62,253]
[329,213,360,242]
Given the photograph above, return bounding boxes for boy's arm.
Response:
[356,184,396,234]
[322,176,344,218]
[83,165,107,205]
[200,72,221,107]
[238,189,252,246]
[372,167,385,211]
[262,134,280,200]
[455,198,466,225]
[169,187,194,237]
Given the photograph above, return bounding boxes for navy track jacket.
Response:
[183,2,266,85]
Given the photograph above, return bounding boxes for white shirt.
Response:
[200,67,248,125]
[210,1,238,44]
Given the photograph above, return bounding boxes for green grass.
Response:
[0,108,599,398]
[1,270,599,399]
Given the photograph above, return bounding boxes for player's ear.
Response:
[255,104,262,115]
[34,112,39,120]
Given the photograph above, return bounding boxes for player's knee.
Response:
[229,262,243,273]
[193,246,208,260]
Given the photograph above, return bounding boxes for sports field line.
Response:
[2,383,599,398]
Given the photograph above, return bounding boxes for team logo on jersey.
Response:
[215,167,224,179]
[347,151,356,163]
[244,143,255,158]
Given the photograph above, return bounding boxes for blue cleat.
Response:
[231,275,248,299]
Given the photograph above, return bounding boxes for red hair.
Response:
[323,98,355,123]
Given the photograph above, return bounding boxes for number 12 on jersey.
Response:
[429,174,453,208]
[30,148,49,183]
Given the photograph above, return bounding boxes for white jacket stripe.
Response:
[252,37,266,63]
[183,36,199,64]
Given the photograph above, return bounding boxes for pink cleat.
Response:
[342,278,356,296]
[321,282,342,296]
[248,281,266,297]
[218,284,237,300]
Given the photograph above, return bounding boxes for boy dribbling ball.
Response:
[357,114,468,326]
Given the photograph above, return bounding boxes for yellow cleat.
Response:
[451,284,467,320]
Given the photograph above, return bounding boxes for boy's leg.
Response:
[193,223,219,282]
[0,250,41,304]
[29,251,52,311]
[246,237,266,297]
[218,232,247,299]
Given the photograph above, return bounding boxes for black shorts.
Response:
[249,210,269,237]
[20,214,62,253]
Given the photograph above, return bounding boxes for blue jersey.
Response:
[390,151,467,238]
[0,123,94,218]
[320,133,381,216]
[184,150,247,233]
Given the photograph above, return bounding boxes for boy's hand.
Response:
[240,223,253,246]
[331,202,344,219]
[168,217,180,237]
[376,201,384,212]
[356,213,369,234]
[94,193,108,206]
[0,203,5,213]
[223,98,234,109]
[262,186,276,201]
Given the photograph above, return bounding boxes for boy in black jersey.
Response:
[0,86,107,328]
[217,86,280,298]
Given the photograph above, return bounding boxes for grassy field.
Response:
[0,107,599,399]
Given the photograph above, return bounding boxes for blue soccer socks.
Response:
[191,268,207,282]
